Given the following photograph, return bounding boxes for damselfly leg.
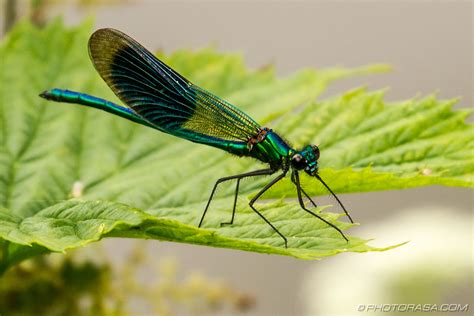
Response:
[248,171,288,247]
[199,168,290,248]
[292,171,348,242]
[199,168,276,227]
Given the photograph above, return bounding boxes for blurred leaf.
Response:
[0,19,471,272]
[0,244,255,315]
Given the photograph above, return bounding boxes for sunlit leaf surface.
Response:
[0,20,471,272]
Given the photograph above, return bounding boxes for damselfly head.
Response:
[291,145,320,175]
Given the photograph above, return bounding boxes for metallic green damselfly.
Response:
[40,29,353,248]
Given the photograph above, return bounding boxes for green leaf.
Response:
[0,19,470,272]
[268,89,473,197]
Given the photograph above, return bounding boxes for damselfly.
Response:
[40,28,354,248]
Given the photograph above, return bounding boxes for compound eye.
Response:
[312,145,320,160]
[292,154,306,170]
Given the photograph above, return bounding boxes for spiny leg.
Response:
[222,169,279,226]
[249,171,288,248]
[220,177,240,226]
[199,168,275,228]
[290,172,317,208]
[301,188,318,208]
[293,171,349,242]
[314,173,354,223]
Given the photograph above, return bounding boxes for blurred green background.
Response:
[0,1,472,315]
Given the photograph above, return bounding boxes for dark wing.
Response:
[88,28,260,147]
